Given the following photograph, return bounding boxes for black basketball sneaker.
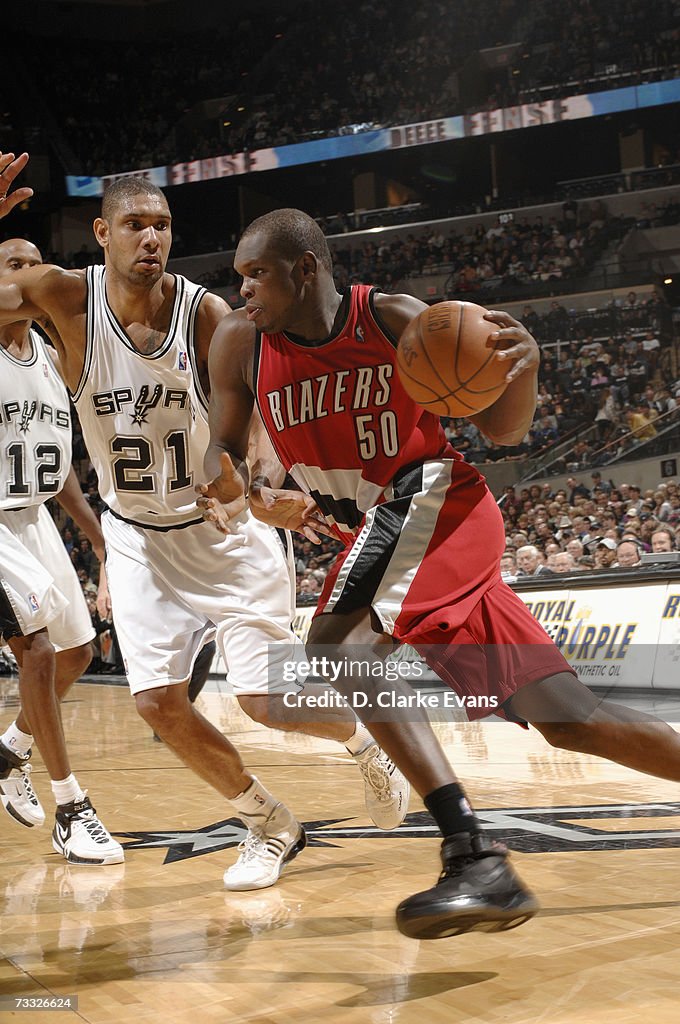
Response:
[396,831,539,939]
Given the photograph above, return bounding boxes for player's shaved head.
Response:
[101,177,169,221]
[240,208,332,273]
[0,237,43,272]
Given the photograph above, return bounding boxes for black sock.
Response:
[424,783,480,838]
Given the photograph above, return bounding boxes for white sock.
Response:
[1,722,33,757]
[51,774,85,807]
[230,775,277,821]
[345,722,373,757]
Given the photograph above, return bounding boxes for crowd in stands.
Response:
[221,0,680,156]
[504,0,680,109]
[13,12,290,176]
[499,475,680,577]
[39,229,679,607]
[440,285,679,465]
[32,191,680,284]
[30,193,679,618]
[17,0,680,177]
[223,0,521,152]
[186,194,680,306]
[180,193,673,291]
[330,199,625,299]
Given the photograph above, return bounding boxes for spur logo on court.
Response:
[114,801,680,863]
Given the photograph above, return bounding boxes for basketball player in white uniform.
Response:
[0,158,407,890]
[0,236,123,865]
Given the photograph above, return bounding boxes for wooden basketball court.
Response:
[2,677,680,1023]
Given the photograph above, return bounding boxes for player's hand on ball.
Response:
[251,486,333,543]
[484,310,540,383]
[0,152,34,218]
[195,451,247,532]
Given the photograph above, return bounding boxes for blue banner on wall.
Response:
[65,78,680,199]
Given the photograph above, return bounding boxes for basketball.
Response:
[396,300,509,418]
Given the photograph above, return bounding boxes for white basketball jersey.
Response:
[0,329,72,511]
[73,266,209,527]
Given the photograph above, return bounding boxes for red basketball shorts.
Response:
[315,457,575,718]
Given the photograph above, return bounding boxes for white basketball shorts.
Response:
[101,509,302,696]
[0,504,95,651]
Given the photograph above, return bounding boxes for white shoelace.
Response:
[356,750,393,801]
[236,829,269,863]
[236,828,289,865]
[73,808,111,845]
[17,763,40,806]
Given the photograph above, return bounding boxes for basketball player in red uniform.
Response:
[202,208,680,940]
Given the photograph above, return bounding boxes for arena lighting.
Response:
[664,277,673,284]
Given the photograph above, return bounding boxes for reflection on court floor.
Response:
[2,678,680,1024]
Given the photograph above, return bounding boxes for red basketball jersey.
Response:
[255,285,458,544]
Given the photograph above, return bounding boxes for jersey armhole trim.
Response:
[252,331,262,409]
[187,286,209,413]
[252,332,279,464]
[71,266,95,401]
[38,332,66,385]
[367,288,400,349]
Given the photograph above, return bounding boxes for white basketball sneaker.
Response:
[353,743,410,830]
[0,741,45,828]
[52,795,124,865]
[224,803,306,891]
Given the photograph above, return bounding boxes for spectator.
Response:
[627,485,644,512]
[566,538,585,561]
[593,538,617,569]
[567,476,590,503]
[76,566,97,597]
[552,551,577,573]
[593,390,618,442]
[516,545,553,577]
[626,405,657,442]
[74,537,98,581]
[651,527,676,552]
[62,527,75,556]
[616,540,642,567]
[500,552,518,580]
